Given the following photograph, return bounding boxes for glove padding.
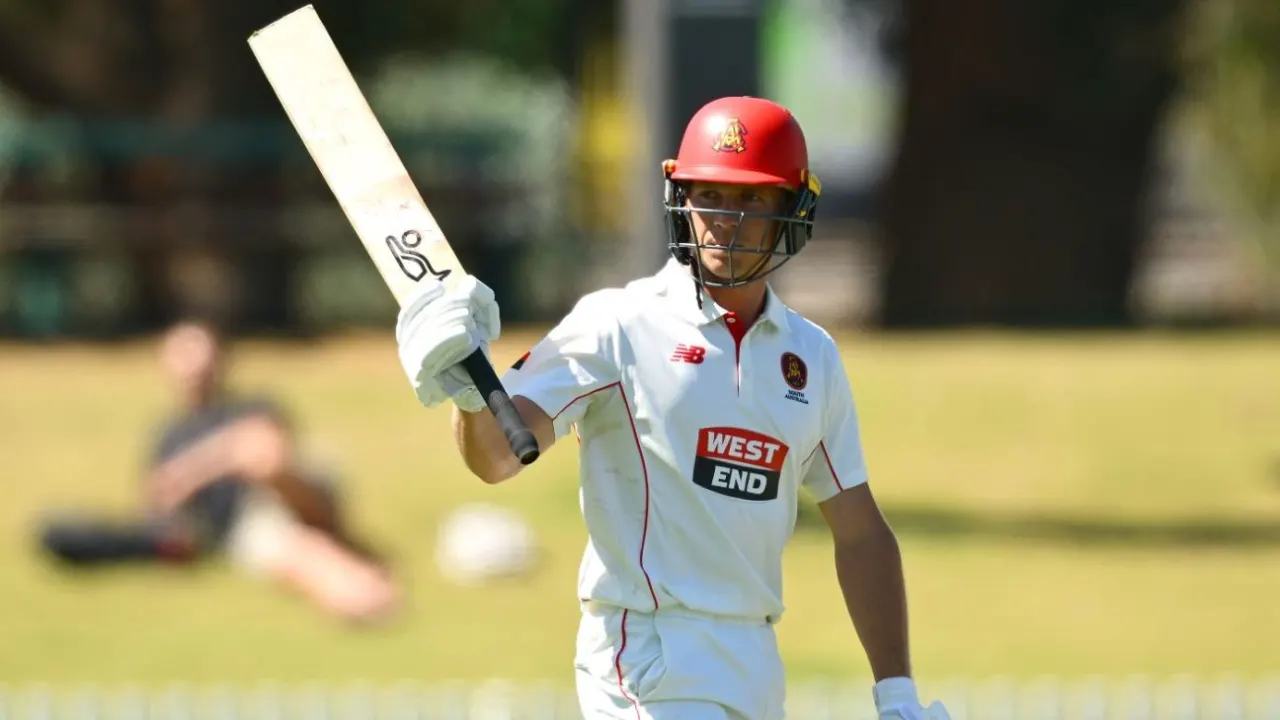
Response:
[395,274,501,413]
[874,677,950,720]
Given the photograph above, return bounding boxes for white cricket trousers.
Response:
[574,601,786,720]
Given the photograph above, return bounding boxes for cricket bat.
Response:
[247,5,539,465]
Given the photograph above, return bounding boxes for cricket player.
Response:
[395,97,949,719]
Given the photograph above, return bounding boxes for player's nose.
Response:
[711,209,741,229]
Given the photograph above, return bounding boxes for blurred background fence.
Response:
[3,678,1280,720]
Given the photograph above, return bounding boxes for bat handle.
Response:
[459,349,540,465]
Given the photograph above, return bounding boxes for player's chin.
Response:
[696,253,754,283]
[696,250,732,278]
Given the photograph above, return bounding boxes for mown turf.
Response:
[0,329,1277,684]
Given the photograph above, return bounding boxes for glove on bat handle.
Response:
[459,349,540,465]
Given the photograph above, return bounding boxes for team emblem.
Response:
[711,118,748,153]
[781,352,807,391]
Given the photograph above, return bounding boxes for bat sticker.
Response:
[385,230,451,282]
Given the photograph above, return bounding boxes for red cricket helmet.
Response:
[667,96,811,188]
[663,96,821,289]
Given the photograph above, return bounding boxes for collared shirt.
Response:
[501,258,868,622]
[149,396,290,545]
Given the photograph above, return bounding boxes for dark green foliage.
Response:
[1184,0,1280,271]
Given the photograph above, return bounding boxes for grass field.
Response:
[1,329,1278,685]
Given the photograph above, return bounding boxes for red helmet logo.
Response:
[710,118,748,154]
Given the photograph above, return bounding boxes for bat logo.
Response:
[385,230,450,283]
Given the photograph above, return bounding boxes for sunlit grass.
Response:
[0,329,1276,683]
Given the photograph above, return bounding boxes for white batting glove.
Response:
[873,677,950,720]
[395,274,501,414]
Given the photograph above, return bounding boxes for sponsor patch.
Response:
[692,427,789,501]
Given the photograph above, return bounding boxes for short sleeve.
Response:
[501,291,620,440]
[801,343,870,502]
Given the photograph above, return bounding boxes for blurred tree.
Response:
[0,0,306,332]
[0,0,584,335]
[1182,0,1280,294]
[873,0,1190,327]
[302,0,580,83]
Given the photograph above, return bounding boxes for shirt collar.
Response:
[654,258,790,332]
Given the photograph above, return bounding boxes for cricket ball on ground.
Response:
[435,503,539,586]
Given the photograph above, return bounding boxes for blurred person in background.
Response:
[36,319,400,625]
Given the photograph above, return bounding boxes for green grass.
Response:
[0,329,1277,684]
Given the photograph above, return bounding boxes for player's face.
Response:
[685,182,791,282]
[159,323,224,403]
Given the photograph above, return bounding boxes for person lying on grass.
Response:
[36,319,400,625]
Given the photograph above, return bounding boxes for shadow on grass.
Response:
[797,502,1280,549]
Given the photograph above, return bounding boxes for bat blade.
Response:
[248,5,539,465]
[248,4,458,305]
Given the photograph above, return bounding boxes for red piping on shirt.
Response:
[553,382,659,610]
[819,440,846,491]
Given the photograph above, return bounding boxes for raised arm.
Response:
[452,397,556,484]
[395,276,622,486]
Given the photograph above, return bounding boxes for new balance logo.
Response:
[670,344,706,364]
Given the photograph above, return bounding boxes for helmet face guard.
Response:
[664,166,821,288]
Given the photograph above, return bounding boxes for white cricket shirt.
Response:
[501,259,869,623]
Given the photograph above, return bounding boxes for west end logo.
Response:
[692,427,789,501]
[781,351,809,405]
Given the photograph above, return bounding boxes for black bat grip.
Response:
[459,349,540,465]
